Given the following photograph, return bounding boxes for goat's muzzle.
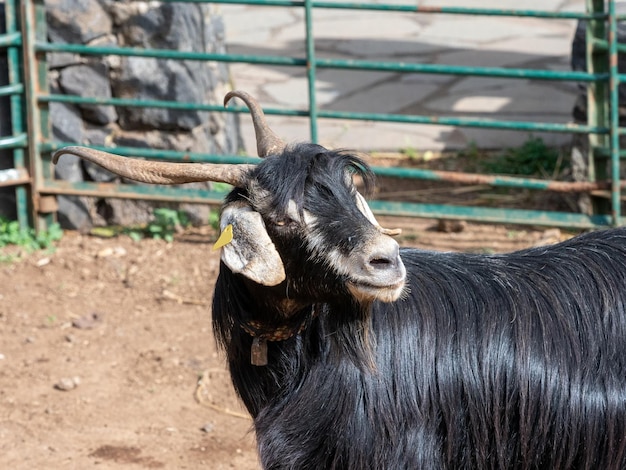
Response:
[346,235,406,303]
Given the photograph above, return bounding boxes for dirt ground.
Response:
[0,217,574,469]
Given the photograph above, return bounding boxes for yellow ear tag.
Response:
[212,224,234,251]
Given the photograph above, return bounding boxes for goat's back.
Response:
[228,228,626,469]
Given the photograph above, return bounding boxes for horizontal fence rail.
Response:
[9,0,626,230]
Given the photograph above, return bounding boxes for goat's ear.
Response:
[354,191,402,236]
[217,201,286,286]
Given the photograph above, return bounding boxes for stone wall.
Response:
[46,0,241,229]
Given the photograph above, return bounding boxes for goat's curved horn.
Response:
[52,146,254,186]
[224,90,286,158]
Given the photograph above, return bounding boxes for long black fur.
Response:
[212,143,626,469]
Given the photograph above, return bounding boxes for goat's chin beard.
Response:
[347,280,407,304]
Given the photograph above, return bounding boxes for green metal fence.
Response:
[4,0,625,230]
[0,0,31,229]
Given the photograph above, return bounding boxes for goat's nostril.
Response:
[369,256,395,269]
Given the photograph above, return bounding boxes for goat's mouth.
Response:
[347,277,407,303]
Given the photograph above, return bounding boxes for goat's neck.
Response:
[242,277,310,317]
[214,269,376,413]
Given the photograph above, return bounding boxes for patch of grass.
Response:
[0,217,63,254]
[125,208,191,243]
[448,141,489,172]
[146,208,190,242]
[453,138,566,179]
[92,207,223,243]
[458,141,482,160]
[481,137,565,178]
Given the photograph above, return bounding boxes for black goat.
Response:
[54,91,626,470]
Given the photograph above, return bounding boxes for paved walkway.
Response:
[218,0,585,154]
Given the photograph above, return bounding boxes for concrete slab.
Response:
[418,17,560,47]
[220,1,587,153]
[420,0,577,10]
[325,77,441,114]
[309,12,421,41]
[428,77,575,117]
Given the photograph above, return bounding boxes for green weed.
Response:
[401,146,419,161]
[456,141,484,172]
[0,217,63,253]
[455,138,566,178]
[125,208,191,243]
[481,137,565,177]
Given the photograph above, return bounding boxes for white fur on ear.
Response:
[218,201,286,286]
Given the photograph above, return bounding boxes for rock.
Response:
[49,100,84,150]
[56,196,94,231]
[96,246,127,258]
[72,312,105,330]
[54,376,81,391]
[36,257,51,267]
[119,2,205,51]
[200,423,214,433]
[59,62,117,125]
[47,51,81,69]
[113,3,214,130]
[115,57,209,130]
[46,0,112,44]
[436,219,467,233]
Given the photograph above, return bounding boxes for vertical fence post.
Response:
[0,0,17,219]
[304,0,318,144]
[20,0,52,231]
[586,0,610,218]
[607,0,622,226]
[4,0,29,229]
